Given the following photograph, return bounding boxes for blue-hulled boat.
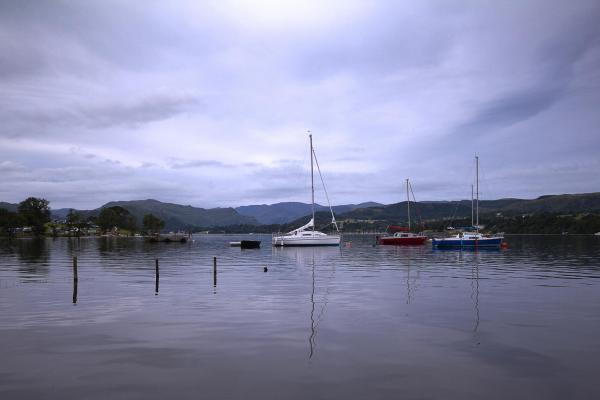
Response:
[432,232,503,248]
[432,155,506,250]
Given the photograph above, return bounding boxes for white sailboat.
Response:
[272,134,341,247]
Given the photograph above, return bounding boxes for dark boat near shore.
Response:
[241,240,261,249]
[230,240,261,249]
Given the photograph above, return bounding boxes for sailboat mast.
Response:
[310,133,315,231]
[475,155,479,229]
[471,184,474,227]
[406,178,411,232]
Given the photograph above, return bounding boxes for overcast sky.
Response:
[1,0,599,209]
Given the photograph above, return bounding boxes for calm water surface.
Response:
[1,235,599,399]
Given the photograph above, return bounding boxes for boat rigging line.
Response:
[407,179,425,231]
[311,145,339,232]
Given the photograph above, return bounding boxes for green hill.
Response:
[0,202,18,212]
[49,199,258,230]
[5,192,600,232]
[235,201,382,224]
[100,199,258,230]
[338,192,600,224]
[497,193,600,214]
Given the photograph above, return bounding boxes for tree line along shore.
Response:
[2,197,600,237]
[0,197,166,238]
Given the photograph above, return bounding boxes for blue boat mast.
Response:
[475,155,479,231]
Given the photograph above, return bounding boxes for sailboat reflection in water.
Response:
[273,246,337,359]
[307,251,336,359]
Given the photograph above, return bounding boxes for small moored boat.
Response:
[241,240,261,249]
[230,240,261,248]
[432,156,505,250]
[378,179,426,246]
[273,218,340,247]
[432,232,503,248]
[379,230,427,245]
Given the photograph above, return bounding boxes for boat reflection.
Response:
[271,245,341,264]
[471,257,480,332]
[444,250,482,334]
[272,246,338,359]
[405,253,421,305]
[432,245,501,252]
[309,252,317,358]
[73,271,78,304]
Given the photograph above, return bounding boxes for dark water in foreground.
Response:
[1,235,599,399]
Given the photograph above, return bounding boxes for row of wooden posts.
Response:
[71,255,218,304]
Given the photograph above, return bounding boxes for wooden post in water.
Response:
[155,258,159,295]
[213,256,217,287]
[72,256,78,304]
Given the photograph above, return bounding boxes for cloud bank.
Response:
[1,0,599,208]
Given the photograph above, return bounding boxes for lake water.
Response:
[1,234,599,399]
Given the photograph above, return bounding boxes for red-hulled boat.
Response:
[377,179,427,246]
[378,226,427,245]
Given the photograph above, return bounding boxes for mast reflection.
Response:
[272,246,337,359]
[307,251,335,359]
[72,274,78,304]
[309,253,316,358]
[471,255,480,332]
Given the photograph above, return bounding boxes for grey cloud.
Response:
[290,3,456,80]
[83,95,197,129]
[459,86,563,132]
[0,33,49,79]
[239,185,309,204]
[0,94,197,135]
[0,160,26,172]
[449,5,600,140]
[536,6,600,78]
[69,147,99,160]
[170,159,232,169]
[102,159,122,165]
[140,162,158,169]
[0,159,188,208]
[10,165,132,184]
[0,1,195,74]
[333,156,362,163]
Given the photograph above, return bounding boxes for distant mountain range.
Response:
[0,202,17,212]
[235,201,382,224]
[49,199,258,230]
[104,199,258,229]
[2,193,600,230]
[340,192,600,222]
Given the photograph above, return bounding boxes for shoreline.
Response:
[2,232,600,240]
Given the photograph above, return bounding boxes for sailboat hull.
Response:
[378,236,427,245]
[432,237,502,248]
[272,235,341,247]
